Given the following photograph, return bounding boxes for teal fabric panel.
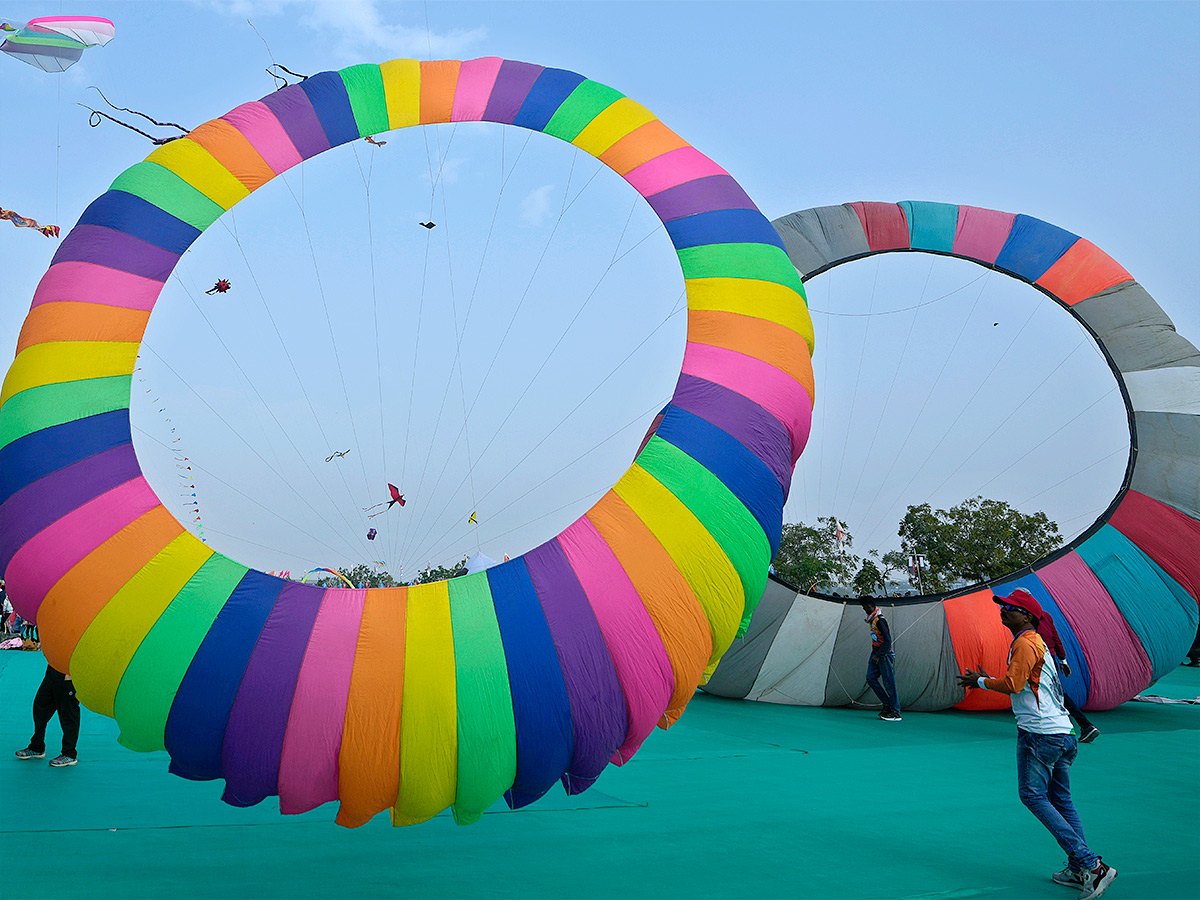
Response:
[1074,525,1198,681]
[900,201,957,253]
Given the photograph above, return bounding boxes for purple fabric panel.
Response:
[0,443,140,572]
[671,373,792,496]
[219,580,327,807]
[644,175,756,223]
[259,85,331,161]
[1038,552,1153,710]
[51,224,178,282]
[523,538,627,794]
[481,60,544,124]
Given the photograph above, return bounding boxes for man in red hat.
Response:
[957,589,1116,900]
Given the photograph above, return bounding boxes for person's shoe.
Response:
[1079,726,1100,743]
[879,710,902,721]
[15,747,45,760]
[48,754,77,767]
[1052,864,1085,887]
[1078,862,1116,900]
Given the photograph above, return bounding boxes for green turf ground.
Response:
[2,649,1196,899]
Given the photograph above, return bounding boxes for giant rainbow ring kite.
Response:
[0,59,814,826]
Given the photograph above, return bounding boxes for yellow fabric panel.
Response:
[572,98,657,158]
[686,277,814,346]
[145,138,249,210]
[612,465,742,677]
[70,533,212,717]
[381,59,421,130]
[1,341,139,406]
[392,580,457,826]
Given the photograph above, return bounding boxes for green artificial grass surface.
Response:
[2,650,1196,899]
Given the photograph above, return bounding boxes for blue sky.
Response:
[2,1,1197,581]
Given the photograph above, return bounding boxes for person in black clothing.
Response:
[15,664,80,767]
[860,599,901,721]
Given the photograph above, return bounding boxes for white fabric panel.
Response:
[746,594,842,705]
[1124,366,1200,415]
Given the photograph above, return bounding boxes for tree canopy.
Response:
[772,516,856,592]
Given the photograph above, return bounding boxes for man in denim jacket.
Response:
[957,589,1116,900]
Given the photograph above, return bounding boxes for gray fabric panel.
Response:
[703,577,797,699]
[822,602,964,711]
[1072,282,1200,373]
[1130,411,1200,519]
[771,205,869,277]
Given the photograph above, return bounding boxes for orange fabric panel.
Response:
[599,119,690,176]
[419,60,461,123]
[1035,238,1133,306]
[186,120,275,192]
[586,491,710,726]
[943,590,1013,711]
[16,302,151,354]
[38,506,182,672]
[687,310,815,399]
[336,586,407,827]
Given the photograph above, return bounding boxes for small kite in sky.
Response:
[206,279,231,295]
[364,135,387,147]
[366,528,377,541]
[325,449,350,462]
[364,483,405,518]
[419,221,436,229]
[1,207,58,237]
[1,15,114,73]
[468,511,478,525]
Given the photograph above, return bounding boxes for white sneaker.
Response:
[1078,862,1117,900]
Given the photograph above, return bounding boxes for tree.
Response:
[879,550,908,593]
[311,563,398,589]
[772,516,856,592]
[897,496,1062,592]
[853,558,884,596]
[410,558,469,585]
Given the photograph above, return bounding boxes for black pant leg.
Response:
[1063,692,1095,733]
[52,675,81,758]
[29,668,57,753]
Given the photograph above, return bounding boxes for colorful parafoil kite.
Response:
[0,57,811,828]
[0,15,114,73]
[363,483,405,518]
[705,201,1200,712]
[300,568,355,589]
[1,206,59,238]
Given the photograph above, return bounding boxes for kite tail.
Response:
[78,87,191,145]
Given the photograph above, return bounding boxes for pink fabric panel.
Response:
[848,202,909,251]
[1108,490,1200,607]
[31,261,164,311]
[681,342,813,463]
[221,101,304,174]
[6,477,160,620]
[450,57,504,122]
[1038,552,1153,710]
[557,517,673,764]
[953,205,1017,264]
[626,147,727,197]
[277,587,367,815]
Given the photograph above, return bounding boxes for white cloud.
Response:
[199,0,486,60]
[520,185,556,228]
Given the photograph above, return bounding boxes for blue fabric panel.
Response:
[665,208,785,252]
[1074,525,1200,681]
[0,410,130,505]
[164,570,285,781]
[994,214,1080,282]
[512,68,586,132]
[899,200,957,253]
[1007,574,1092,707]
[299,71,360,147]
[75,190,200,255]
[485,558,573,808]
[653,405,784,558]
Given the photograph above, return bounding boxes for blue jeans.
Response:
[1016,730,1097,870]
[866,652,898,712]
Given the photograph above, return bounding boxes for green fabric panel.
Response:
[678,243,804,293]
[339,64,390,137]
[639,435,769,630]
[543,81,626,142]
[448,572,516,825]
[0,376,131,453]
[110,161,225,232]
[113,554,249,752]
[900,201,958,253]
